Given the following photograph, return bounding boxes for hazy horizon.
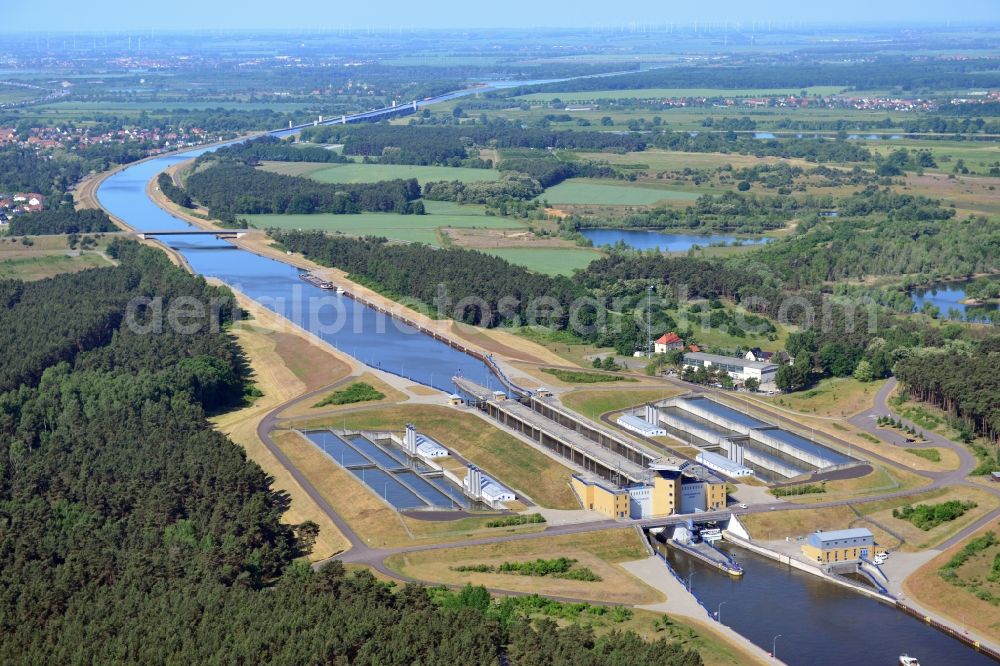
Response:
[3,0,998,33]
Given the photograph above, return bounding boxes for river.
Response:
[661,542,993,665]
[579,228,770,253]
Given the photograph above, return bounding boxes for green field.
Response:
[540,179,698,206]
[248,201,524,245]
[0,253,112,281]
[517,86,845,103]
[482,247,603,275]
[305,163,501,185]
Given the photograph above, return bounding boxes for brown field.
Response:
[903,172,1000,218]
[385,529,663,604]
[446,226,580,249]
[904,520,1000,640]
[287,404,579,509]
[277,371,408,419]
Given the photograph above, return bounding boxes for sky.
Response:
[2,0,997,32]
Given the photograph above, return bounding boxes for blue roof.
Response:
[808,528,874,547]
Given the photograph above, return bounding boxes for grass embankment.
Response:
[386,529,662,604]
[313,381,385,407]
[560,387,684,421]
[289,404,579,510]
[747,486,999,552]
[780,463,929,504]
[210,301,354,560]
[279,372,406,418]
[541,367,638,384]
[904,522,1000,640]
[761,377,884,418]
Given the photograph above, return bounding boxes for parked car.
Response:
[738,503,748,509]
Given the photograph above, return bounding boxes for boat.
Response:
[298,272,335,290]
[899,655,920,666]
[336,286,345,295]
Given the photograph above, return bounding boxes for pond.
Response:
[579,228,770,253]
[910,277,1000,324]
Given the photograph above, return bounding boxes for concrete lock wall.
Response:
[657,410,727,447]
[750,427,834,468]
[741,447,806,479]
[672,398,755,436]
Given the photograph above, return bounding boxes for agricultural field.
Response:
[481,246,603,275]
[0,85,39,104]
[866,138,1000,176]
[246,200,524,245]
[261,161,502,185]
[0,235,115,280]
[515,86,846,102]
[540,178,698,206]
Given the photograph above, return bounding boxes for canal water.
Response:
[579,228,770,253]
[96,146,501,393]
[910,277,999,324]
[662,542,993,665]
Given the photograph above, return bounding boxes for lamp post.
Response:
[772,634,782,659]
[716,600,727,624]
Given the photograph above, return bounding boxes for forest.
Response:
[6,207,116,235]
[0,240,704,664]
[299,123,648,164]
[184,161,422,218]
[271,231,582,328]
[895,336,1000,444]
[205,135,350,164]
[157,172,193,208]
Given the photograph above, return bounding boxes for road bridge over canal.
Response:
[133,229,252,240]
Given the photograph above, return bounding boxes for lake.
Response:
[580,228,770,253]
[910,277,999,324]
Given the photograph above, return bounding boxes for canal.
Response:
[96,148,501,393]
[661,542,994,665]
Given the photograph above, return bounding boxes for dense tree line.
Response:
[895,336,1000,443]
[184,161,422,218]
[6,207,115,235]
[0,146,84,200]
[272,231,582,328]
[206,135,350,164]
[156,172,193,208]
[300,124,648,164]
[0,240,704,663]
[423,173,543,205]
[497,157,617,187]
[653,132,872,163]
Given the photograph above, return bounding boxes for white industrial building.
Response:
[403,424,449,459]
[617,413,667,437]
[683,351,778,385]
[464,465,515,509]
[696,450,754,478]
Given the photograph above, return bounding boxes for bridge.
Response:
[133,229,252,240]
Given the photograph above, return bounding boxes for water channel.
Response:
[660,541,993,665]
